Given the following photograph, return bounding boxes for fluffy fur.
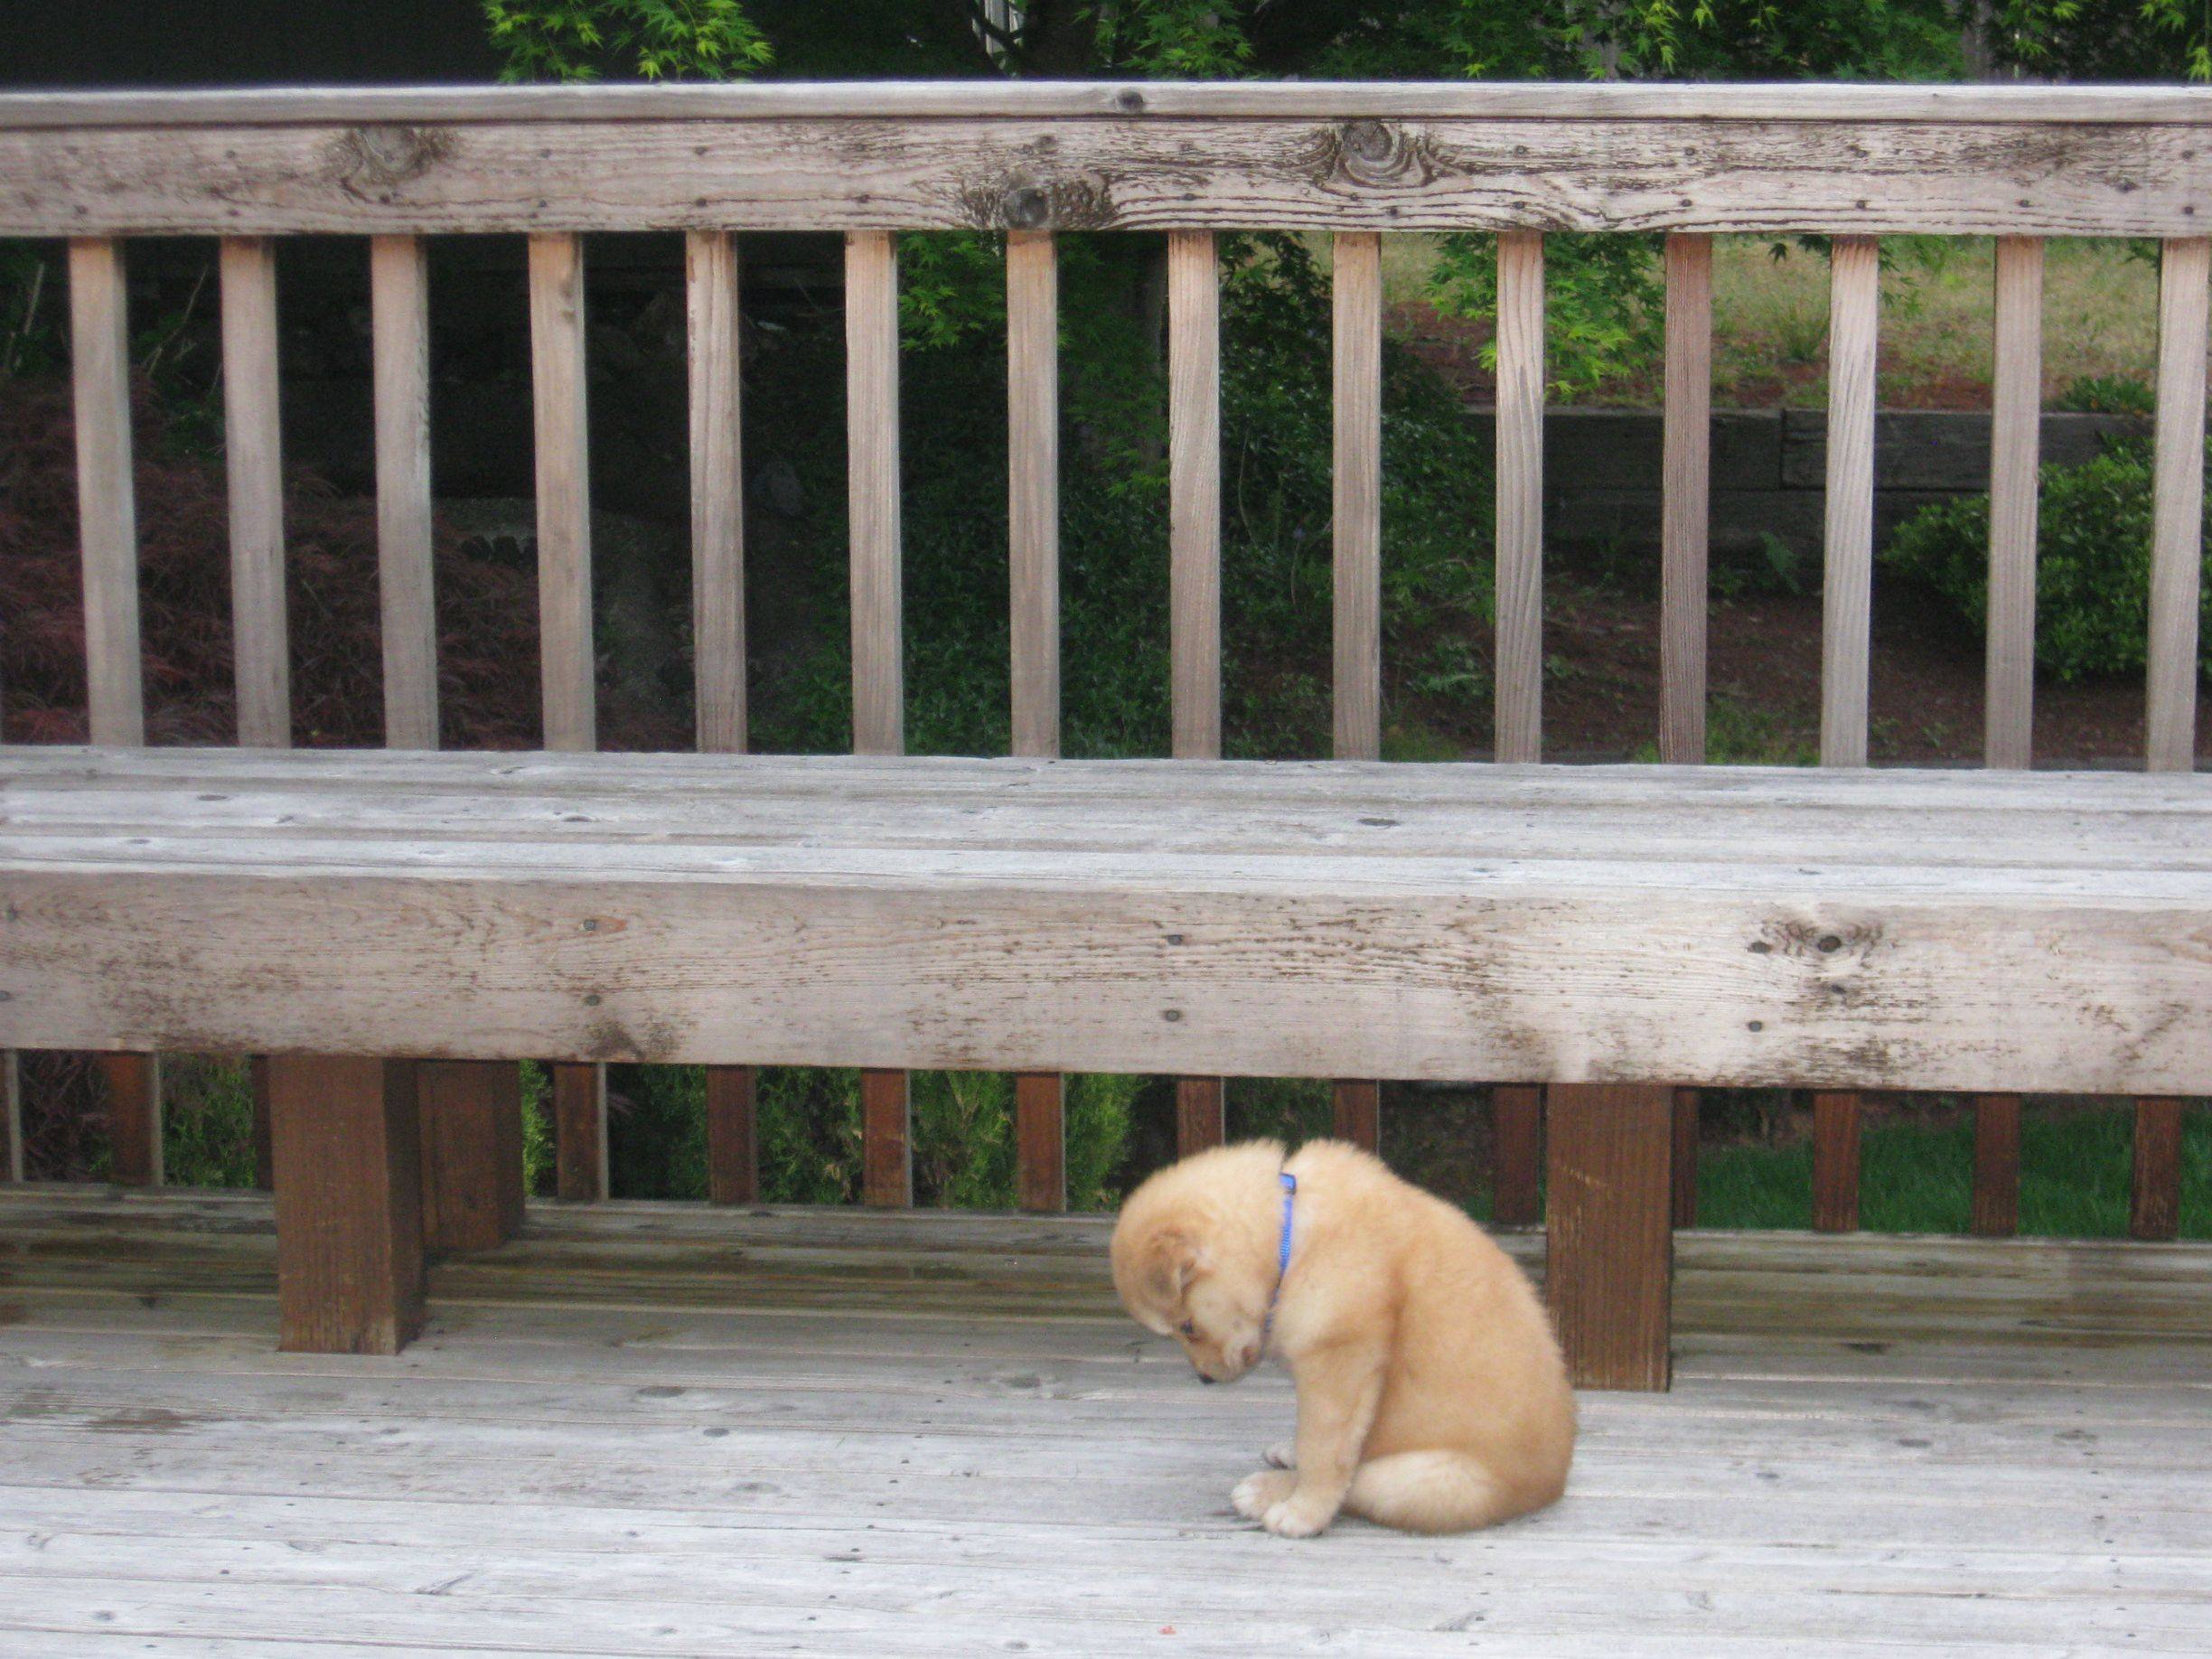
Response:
[1110,1139,1574,1537]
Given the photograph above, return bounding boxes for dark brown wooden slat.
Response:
[99,1054,161,1188]
[417,1061,524,1255]
[552,1063,607,1204]
[1,1051,20,1183]
[267,1054,424,1355]
[1331,1080,1380,1154]
[1971,1092,2022,1238]
[1014,1073,1065,1214]
[2131,1097,2186,1242]
[861,1069,911,1208]
[1176,1077,1223,1156]
[1810,1090,1862,1233]
[705,1065,758,1207]
[1491,1084,1542,1226]
[1671,1087,1699,1229]
[1544,1083,1673,1391]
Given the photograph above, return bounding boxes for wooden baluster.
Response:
[2135,238,2207,1242]
[847,230,912,1205]
[70,237,163,1186]
[220,236,288,1192]
[1007,230,1068,1209]
[1489,230,1547,1225]
[1812,236,1879,1232]
[1661,232,1712,1225]
[1331,230,1384,1155]
[686,230,759,1206]
[1167,229,1224,1157]
[528,232,611,1204]
[1971,236,2045,1238]
[417,1061,525,1254]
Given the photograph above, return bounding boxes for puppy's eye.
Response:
[1178,1320,1196,1338]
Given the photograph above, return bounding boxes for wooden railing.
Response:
[0,80,2203,1239]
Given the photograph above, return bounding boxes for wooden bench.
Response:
[1,80,2207,1392]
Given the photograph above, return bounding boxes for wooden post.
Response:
[417,1061,524,1255]
[1332,1080,1380,1155]
[552,1064,608,1204]
[860,1066,911,1209]
[1970,1092,2021,1237]
[1167,230,1224,1158]
[1545,1083,1673,1392]
[2148,238,2208,775]
[370,235,438,751]
[268,1055,425,1355]
[2,1051,21,1183]
[1810,1090,1862,1233]
[99,1054,162,1188]
[687,229,760,1205]
[2131,1098,2185,1242]
[1491,1084,1542,1226]
[1494,230,1544,766]
[1670,1087,1699,1229]
[1015,1073,1066,1214]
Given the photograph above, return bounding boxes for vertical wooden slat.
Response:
[1670,1087,1699,1229]
[1810,1090,1862,1233]
[1167,230,1221,764]
[220,237,290,749]
[1331,1080,1380,1154]
[1545,1083,1673,1392]
[370,235,437,750]
[417,1061,525,1255]
[70,238,145,748]
[2,1051,21,1184]
[268,1055,424,1356]
[1821,237,1879,770]
[847,230,911,1204]
[687,228,759,1205]
[1986,237,2043,772]
[1330,231,1385,1154]
[1970,1092,2021,1237]
[98,1052,161,1188]
[2131,1098,2186,1242]
[1494,230,1545,764]
[1660,233,1712,766]
[705,1066,758,1206]
[530,232,608,1201]
[1007,231,1066,1209]
[1491,1083,1542,1226]
[2149,237,2209,774]
[1167,230,1223,1158]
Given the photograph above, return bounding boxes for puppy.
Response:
[1111,1138,1573,1537]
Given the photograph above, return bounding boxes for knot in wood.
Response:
[330,125,452,194]
[1002,184,1053,231]
[1333,119,1417,187]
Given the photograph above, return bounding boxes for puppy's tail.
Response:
[1342,1451,1560,1534]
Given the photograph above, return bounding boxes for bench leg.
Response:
[553,1061,608,1202]
[268,1055,426,1355]
[706,1064,758,1205]
[417,1061,525,1255]
[1544,1083,1673,1392]
[1491,1084,1543,1226]
[100,1053,163,1187]
[1175,1077,1223,1155]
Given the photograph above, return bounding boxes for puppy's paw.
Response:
[1261,1495,1333,1539]
[1261,1440,1297,1470]
[1231,1469,1296,1521]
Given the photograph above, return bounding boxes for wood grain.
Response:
[218,237,290,750]
[1331,231,1382,763]
[1971,1092,2021,1238]
[704,1064,758,1206]
[1491,1084,1542,1226]
[552,1061,607,1204]
[847,230,904,758]
[416,1060,524,1256]
[1810,1091,1862,1233]
[1007,230,1060,762]
[1493,230,1544,764]
[1175,1076,1223,1155]
[861,1068,911,1208]
[98,1054,160,1189]
[1014,1073,1065,1214]
[14,108,2212,238]
[1330,1079,1379,1153]
[528,232,596,755]
[266,1054,424,1355]
[1820,237,1879,771]
[2148,237,2208,775]
[1660,233,1711,765]
[68,238,144,747]
[1671,1087,1700,1229]
[2130,1097,2185,1242]
[1984,237,2042,773]
[1,1049,20,1183]
[1167,230,1220,763]
[686,230,745,757]
[370,234,437,750]
[1545,1083,1673,1390]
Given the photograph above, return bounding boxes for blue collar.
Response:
[1261,1169,1297,1343]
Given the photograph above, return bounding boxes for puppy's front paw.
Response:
[1232,1469,1295,1521]
[1261,1440,1296,1470]
[1261,1495,1333,1539]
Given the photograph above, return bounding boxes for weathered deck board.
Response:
[0,1187,2206,1657]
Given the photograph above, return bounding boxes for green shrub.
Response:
[2056,374,2155,416]
[1884,437,2212,682]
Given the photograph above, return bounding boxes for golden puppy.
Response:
[1111,1138,1574,1537]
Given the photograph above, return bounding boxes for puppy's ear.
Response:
[1143,1227,1210,1304]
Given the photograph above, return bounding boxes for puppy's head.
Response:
[1110,1145,1279,1385]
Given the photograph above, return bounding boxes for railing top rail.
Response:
[5,79,2212,130]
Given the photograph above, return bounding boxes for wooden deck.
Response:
[3,1187,2208,1657]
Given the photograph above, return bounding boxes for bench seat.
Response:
[3,745,2207,1096]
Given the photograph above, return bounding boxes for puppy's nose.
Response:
[1197,1373,1216,1385]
